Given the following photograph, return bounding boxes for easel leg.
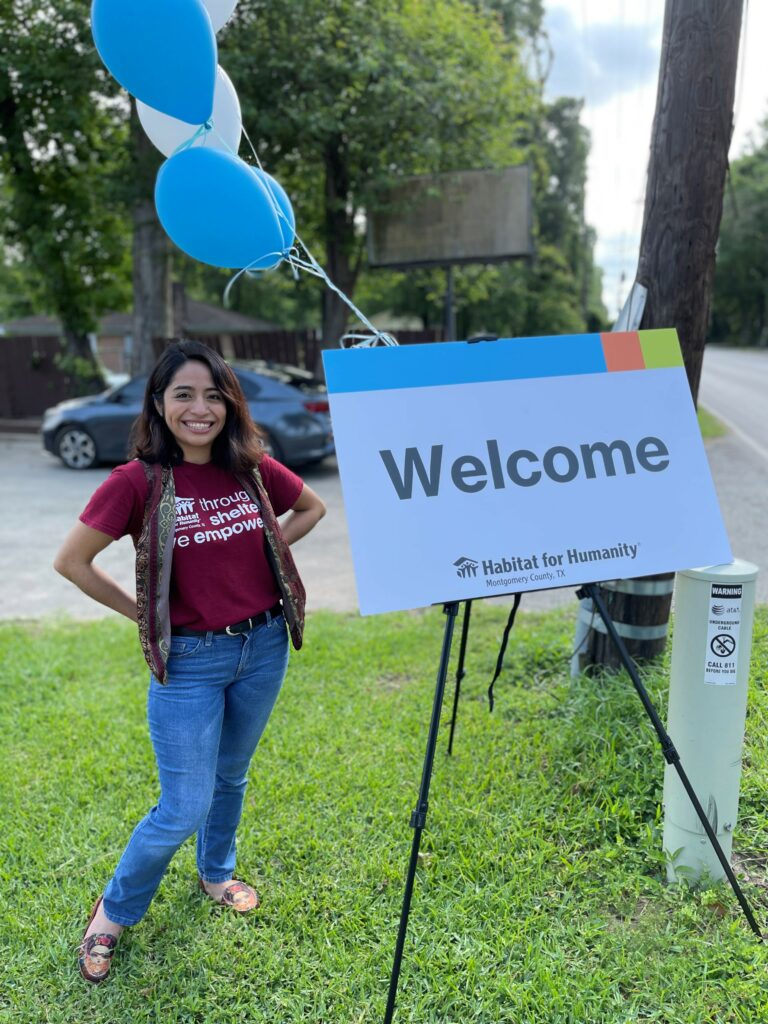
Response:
[384,601,460,1024]
[582,583,762,939]
[447,600,472,755]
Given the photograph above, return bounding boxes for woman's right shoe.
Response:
[78,896,119,984]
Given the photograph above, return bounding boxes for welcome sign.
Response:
[323,330,732,616]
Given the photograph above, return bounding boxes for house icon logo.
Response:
[453,556,479,579]
[175,497,196,515]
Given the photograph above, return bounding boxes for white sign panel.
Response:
[324,331,732,616]
[704,583,742,685]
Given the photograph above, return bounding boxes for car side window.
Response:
[236,376,262,401]
[113,379,147,404]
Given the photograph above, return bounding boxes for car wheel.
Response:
[56,426,98,469]
[260,432,285,464]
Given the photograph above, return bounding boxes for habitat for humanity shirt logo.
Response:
[175,496,200,526]
[173,489,264,550]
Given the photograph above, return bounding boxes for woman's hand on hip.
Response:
[279,484,326,546]
[54,522,138,622]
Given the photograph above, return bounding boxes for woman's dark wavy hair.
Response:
[128,339,264,471]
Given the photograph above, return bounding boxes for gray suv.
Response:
[42,363,334,469]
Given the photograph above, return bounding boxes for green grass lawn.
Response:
[1,604,767,1023]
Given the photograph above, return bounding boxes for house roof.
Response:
[1,313,62,336]
[2,300,280,337]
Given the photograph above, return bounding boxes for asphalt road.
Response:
[697,346,768,600]
[1,344,765,622]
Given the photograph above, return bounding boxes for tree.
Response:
[710,116,768,347]
[0,0,131,389]
[222,0,536,343]
[128,110,174,375]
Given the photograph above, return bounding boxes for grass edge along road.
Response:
[698,406,728,441]
[1,604,767,1023]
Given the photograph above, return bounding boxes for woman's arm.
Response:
[53,522,138,622]
[279,483,326,546]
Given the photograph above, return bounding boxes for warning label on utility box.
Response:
[704,583,742,685]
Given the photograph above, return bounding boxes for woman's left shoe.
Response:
[198,877,261,913]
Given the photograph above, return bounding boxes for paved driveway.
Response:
[0,440,359,620]
[1,345,766,622]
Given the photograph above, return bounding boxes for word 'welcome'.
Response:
[379,436,670,500]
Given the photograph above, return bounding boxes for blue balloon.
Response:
[91,0,216,125]
[155,148,288,269]
[251,169,296,250]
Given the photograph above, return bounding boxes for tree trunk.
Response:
[582,0,743,674]
[59,329,105,395]
[131,198,174,375]
[320,138,361,361]
[129,109,173,376]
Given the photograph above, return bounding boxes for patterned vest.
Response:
[135,460,306,683]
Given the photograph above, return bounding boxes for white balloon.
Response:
[137,66,242,157]
[203,0,238,32]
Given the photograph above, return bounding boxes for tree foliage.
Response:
[219,0,538,341]
[710,117,768,346]
[351,92,606,338]
[0,0,607,377]
[207,0,605,341]
[0,0,132,386]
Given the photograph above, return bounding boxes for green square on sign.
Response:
[640,329,685,369]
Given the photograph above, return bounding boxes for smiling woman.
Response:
[129,343,264,472]
[52,339,326,985]
[157,360,228,461]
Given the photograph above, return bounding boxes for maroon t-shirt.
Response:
[80,457,303,630]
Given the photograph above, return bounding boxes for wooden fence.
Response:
[0,336,73,418]
[0,327,447,420]
[165,327,445,373]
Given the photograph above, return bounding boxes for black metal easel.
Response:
[446,600,472,756]
[383,584,761,1023]
[384,601,459,1024]
[446,592,522,755]
[580,582,761,938]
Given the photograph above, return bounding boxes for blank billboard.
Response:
[367,165,533,269]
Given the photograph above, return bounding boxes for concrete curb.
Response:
[0,419,41,435]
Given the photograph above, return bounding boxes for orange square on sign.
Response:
[600,332,646,371]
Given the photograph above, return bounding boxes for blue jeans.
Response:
[102,611,289,926]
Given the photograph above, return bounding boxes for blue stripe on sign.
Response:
[323,334,607,393]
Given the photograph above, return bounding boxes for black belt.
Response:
[172,603,283,638]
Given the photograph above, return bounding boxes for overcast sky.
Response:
[543,0,768,319]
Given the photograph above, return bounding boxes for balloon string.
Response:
[170,121,211,157]
[188,121,396,347]
[232,124,397,348]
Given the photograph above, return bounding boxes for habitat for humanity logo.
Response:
[175,496,201,527]
[453,556,479,579]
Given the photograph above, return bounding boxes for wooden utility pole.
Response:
[582,0,744,672]
[637,0,743,401]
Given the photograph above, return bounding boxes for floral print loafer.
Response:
[198,877,261,912]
